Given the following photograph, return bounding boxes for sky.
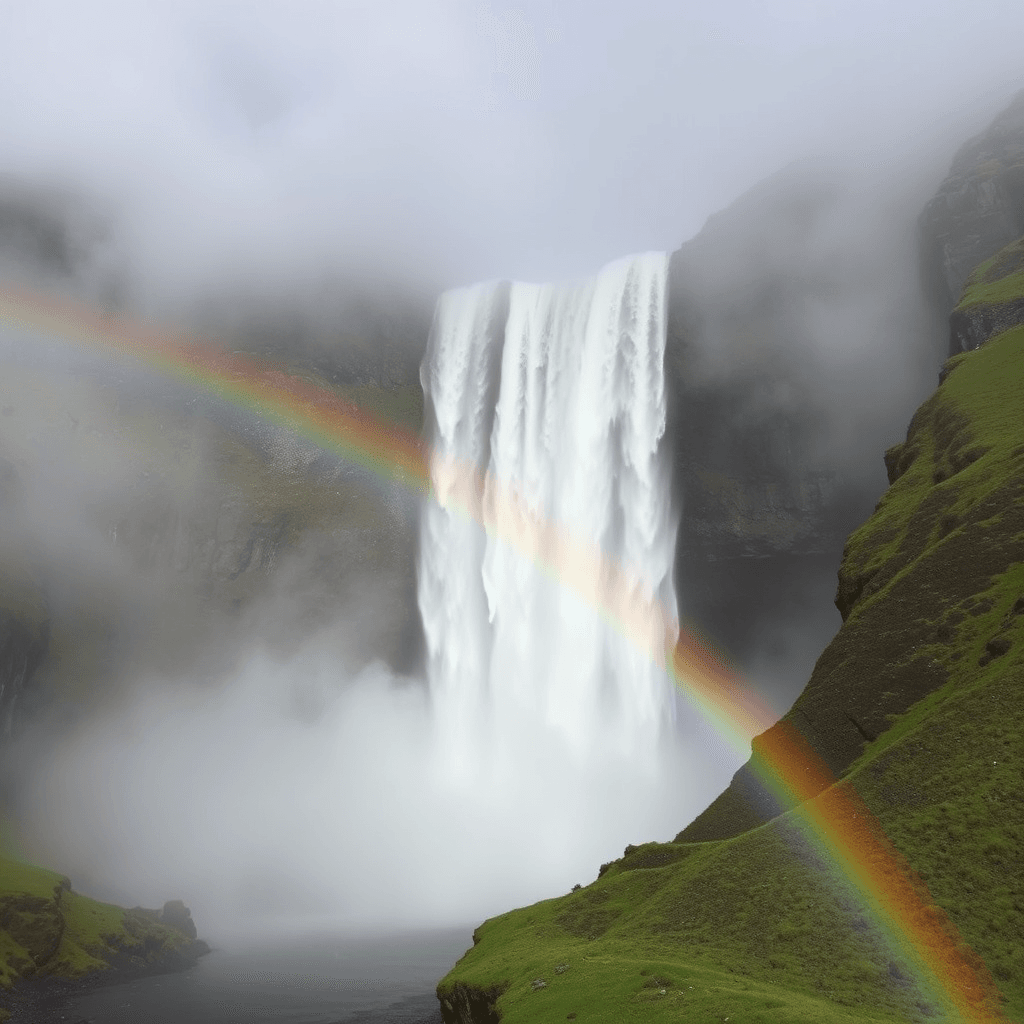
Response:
[2,0,1023,297]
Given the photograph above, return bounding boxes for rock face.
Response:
[947,236,1024,354]
[0,608,48,742]
[438,980,506,1024]
[677,94,1024,843]
[157,900,197,940]
[679,306,1024,844]
[0,357,427,746]
[663,163,941,693]
[920,89,1024,336]
[0,177,432,748]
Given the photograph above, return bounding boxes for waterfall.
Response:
[418,252,678,776]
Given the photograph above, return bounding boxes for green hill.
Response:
[435,248,1024,1022]
[0,853,206,1019]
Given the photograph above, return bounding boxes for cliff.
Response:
[664,161,943,703]
[0,855,208,1020]
[0,177,432,746]
[920,89,1024,325]
[680,93,1024,846]
[0,356,426,747]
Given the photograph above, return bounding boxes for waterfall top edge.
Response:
[437,251,668,299]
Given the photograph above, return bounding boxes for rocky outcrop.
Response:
[920,90,1024,328]
[437,980,506,1024]
[663,164,936,686]
[0,856,209,1023]
[946,236,1024,354]
[949,295,1024,353]
[156,900,198,940]
[0,879,69,975]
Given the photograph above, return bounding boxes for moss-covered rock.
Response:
[0,854,207,1016]
[948,237,1024,354]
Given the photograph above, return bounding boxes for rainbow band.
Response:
[0,282,430,495]
[0,282,1004,1021]
[673,644,1003,1021]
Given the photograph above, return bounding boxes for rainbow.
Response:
[0,282,1004,1021]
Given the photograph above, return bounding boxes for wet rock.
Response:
[158,900,197,940]
[920,89,1024,319]
[948,296,1024,353]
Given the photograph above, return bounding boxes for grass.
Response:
[438,316,1024,1019]
[444,939,909,1024]
[954,239,1024,311]
[0,853,195,1001]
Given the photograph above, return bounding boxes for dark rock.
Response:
[437,981,505,1024]
[979,635,1013,666]
[158,899,197,939]
[948,296,1024,353]
[662,164,931,707]
[0,605,49,742]
[919,89,1024,320]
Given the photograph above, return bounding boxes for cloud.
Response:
[1,0,1021,300]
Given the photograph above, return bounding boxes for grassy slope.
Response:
[0,854,195,1008]
[438,319,1024,1018]
[953,239,1024,311]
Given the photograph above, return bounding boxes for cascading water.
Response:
[418,252,679,779]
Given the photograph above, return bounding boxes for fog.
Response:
[2,0,1024,942]
[13,651,727,942]
[2,1,1023,292]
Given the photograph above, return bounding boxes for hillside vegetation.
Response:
[0,853,204,1019]
[436,261,1024,1021]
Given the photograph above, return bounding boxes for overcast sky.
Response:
[2,0,1023,294]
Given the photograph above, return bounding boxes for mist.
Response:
[9,597,728,944]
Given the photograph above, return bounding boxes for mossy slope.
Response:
[948,238,1024,354]
[0,853,203,1017]
[437,317,1024,1020]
